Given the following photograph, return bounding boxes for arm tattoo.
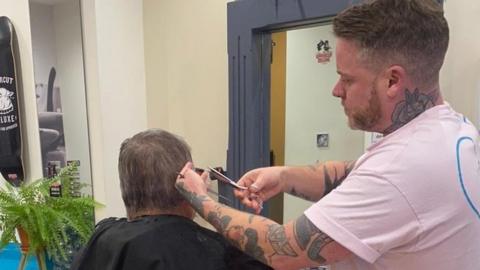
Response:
[344,160,355,175]
[210,207,267,263]
[267,224,298,259]
[226,225,245,249]
[294,215,317,250]
[294,215,334,264]
[289,187,312,201]
[323,165,337,196]
[248,214,255,224]
[176,182,209,214]
[307,233,333,264]
[245,228,268,264]
[384,88,438,134]
[289,161,355,199]
[182,189,269,264]
[322,161,354,196]
[288,164,316,200]
[206,207,231,231]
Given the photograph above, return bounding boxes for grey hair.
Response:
[118,129,192,217]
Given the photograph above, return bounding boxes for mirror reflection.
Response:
[29,0,92,195]
[269,24,365,223]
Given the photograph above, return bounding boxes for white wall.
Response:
[283,25,364,223]
[441,0,480,127]
[83,0,228,222]
[143,0,229,228]
[82,0,147,219]
[0,0,43,188]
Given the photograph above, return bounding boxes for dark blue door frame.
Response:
[224,0,444,213]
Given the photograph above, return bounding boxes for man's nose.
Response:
[332,81,343,98]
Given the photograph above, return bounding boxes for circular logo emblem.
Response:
[0,87,14,115]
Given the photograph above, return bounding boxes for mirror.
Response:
[225,0,382,222]
[225,0,357,214]
[29,0,92,195]
[269,24,365,223]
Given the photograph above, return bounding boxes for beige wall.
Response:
[441,0,480,126]
[143,0,229,170]
[81,0,147,219]
[0,0,43,188]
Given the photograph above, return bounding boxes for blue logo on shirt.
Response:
[456,136,480,220]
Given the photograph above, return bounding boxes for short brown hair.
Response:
[118,129,192,217]
[333,0,449,88]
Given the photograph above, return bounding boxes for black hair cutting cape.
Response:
[71,214,273,270]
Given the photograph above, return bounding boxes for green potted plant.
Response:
[0,163,99,270]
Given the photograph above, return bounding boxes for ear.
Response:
[384,65,406,99]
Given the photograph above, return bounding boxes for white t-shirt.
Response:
[305,104,480,270]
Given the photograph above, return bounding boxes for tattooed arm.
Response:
[236,160,355,208]
[176,172,351,269]
[283,161,356,201]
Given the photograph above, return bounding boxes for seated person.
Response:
[71,129,271,270]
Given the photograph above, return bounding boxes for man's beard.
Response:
[348,85,382,131]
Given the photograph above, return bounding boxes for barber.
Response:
[176,1,480,269]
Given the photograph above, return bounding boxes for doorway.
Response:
[268,25,364,223]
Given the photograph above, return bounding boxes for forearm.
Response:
[282,160,355,201]
[175,163,352,268]
[177,186,350,269]
[182,193,302,269]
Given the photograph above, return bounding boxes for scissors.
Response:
[177,168,232,203]
[208,167,263,210]
[208,167,247,190]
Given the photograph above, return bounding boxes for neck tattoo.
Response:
[383,88,438,134]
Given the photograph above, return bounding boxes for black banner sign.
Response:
[0,16,24,186]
